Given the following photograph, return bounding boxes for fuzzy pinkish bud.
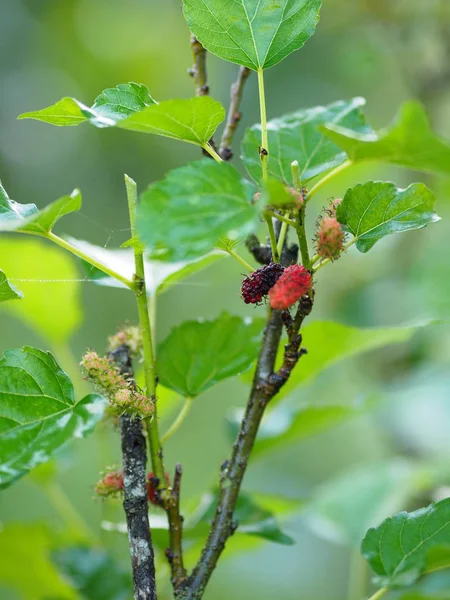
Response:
[95,470,124,498]
[316,217,345,260]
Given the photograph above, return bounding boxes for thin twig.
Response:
[219,66,251,160]
[190,36,209,96]
[109,345,157,600]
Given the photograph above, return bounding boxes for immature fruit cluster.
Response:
[315,198,345,260]
[95,470,169,506]
[80,351,154,418]
[241,262,285,304]
[269,265,312,310]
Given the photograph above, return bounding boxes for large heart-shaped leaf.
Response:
[338,181,440,253]
[137,161,258,261]
[242,98,370,184]
[18,82,156,127]
[362,498,450,588]
[0,347,105,487]
[183,0,322,71]
[321,101,450,177]
[64,237,224,295]
[0,181,81,235]
[157,313,265,397]
[228,401,367,459]
[0,238,82,343]
[117,97,225,147]
[0,269,22,302]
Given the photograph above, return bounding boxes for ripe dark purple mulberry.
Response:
[241,263,285,304]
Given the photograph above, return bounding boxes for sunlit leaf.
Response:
[0,181,81,235]
[0,237,82,343]
[65,236,225,295]
[362,498,450,588]
[52,547,132,600]
[0,269,22,302]
[18,82,156,127]
[338,181,440,253]
[117,97,225,147]
[183,0,322,70]
[157,313,265,396]
[228,401,368,459]
[0,347,105,487]
[321,101,450,177]
[137,161,258,262]
[0,524,77,599]
[242,98,370,184]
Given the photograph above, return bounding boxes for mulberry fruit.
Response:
[241,262,285,304]
[316,217,345,260]
[269,265,312,310]
[95,470,124,498]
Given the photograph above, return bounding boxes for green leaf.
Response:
[338,181,440,253]
[0,524,77,599]
[0,346,105,487]
[242,98,370,184]
[245,320,427,404]
[0,181,81,235]
[18,82,156,127]
[228,401,367,459]
[137,161,258,262]
[307,460,436,547]
[157,313,265,397]
[385,570,450,600]
[194,490,302,545]
[183,0,322,70]
[0,237,82,343]
[0,269,22,302]
[117,97,225,147]
[362,498,450,588]
[52,547,132,600]
[321,101,450,177]
[65,236,225,295]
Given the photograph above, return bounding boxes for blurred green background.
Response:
[1,1,450,599]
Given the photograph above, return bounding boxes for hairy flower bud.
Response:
[316,216,345,260]
[95,470,124,498]
[241,263,285,304]
[269,265,312,310]
[108,325,143,357]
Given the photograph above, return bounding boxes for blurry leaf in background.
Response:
[66,236,225,296]
[242,98,370,185]
[243,321,432,404]
[137,161,257,261]
[338,182,439,253]
[117,97,225,147]
[0,238,82,343]
[192,490,303,545]
[0,182,81,234]
[385,570,450,600]
[157,313,265,396]
[0,346,105,488]
[0,269,22,302]
[18,82,156,127]
[52,546,132,600]
[228,399,369,460]
[0,524,77,599]
[321,101,450,177]
[362,498,450,588]
[183,0,322,70]
[306,459,442,547]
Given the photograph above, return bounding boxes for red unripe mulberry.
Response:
[269,265,312,310]
[95,470,124,498]
[316,217,344,260]
[147,472,170,506]
[241,262,285,304]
